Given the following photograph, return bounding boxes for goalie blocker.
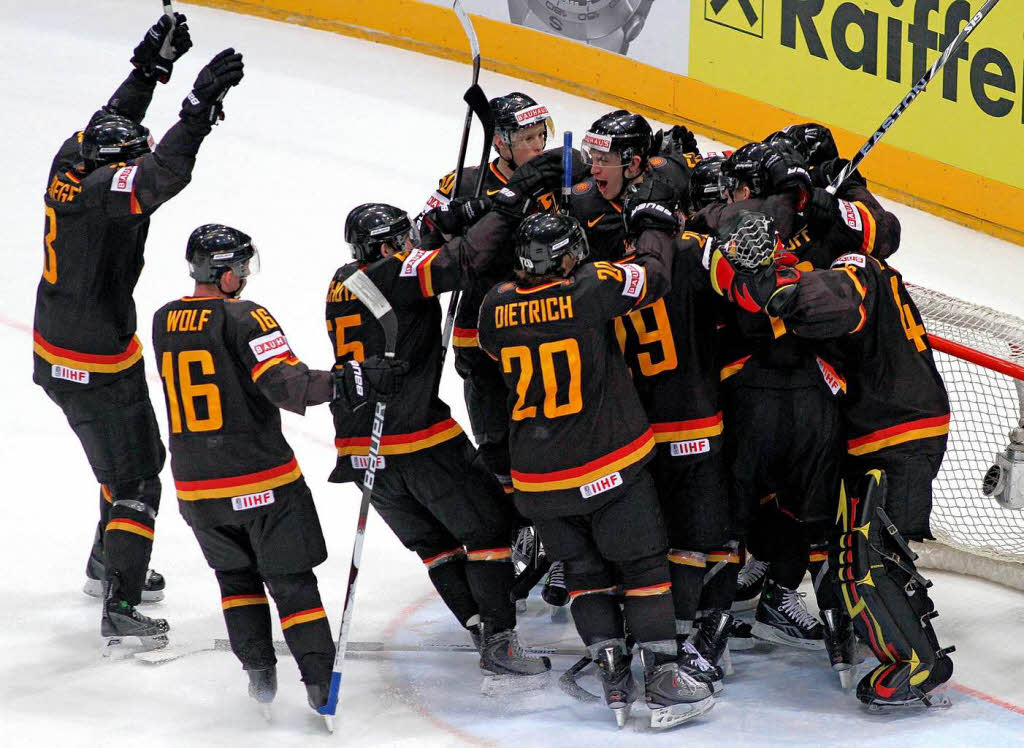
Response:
[834,470,955,711]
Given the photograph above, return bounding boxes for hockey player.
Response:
[152,225,392,716]
[614,181,746,688]
[419,92,554,495]
[327,203,550,690]
[32,13,243,648]
[709,210,954,708]
[478,213,715,729]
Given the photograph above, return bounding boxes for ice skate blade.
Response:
[730,597,758,613]
[101,633,169,658]
[515,598,528,614]
[84,579,164,603]
[322,714,335,733]
[727,635,755,651]
[865,690,952,713]
[648,694,715,729]
[257,703,272,723]
[612,702,631,729]
[836,665,855,690]
[480,670,550,696]
[720,647,734,677]
[750,622,825,651]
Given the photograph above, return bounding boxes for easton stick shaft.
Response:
[827,0,1000,194]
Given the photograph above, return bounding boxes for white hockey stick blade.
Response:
[341,269,392,321]
[452,0,480,63]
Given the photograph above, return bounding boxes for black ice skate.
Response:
[247,666,277,721]
[100,576,169,655]
[730,556,768,612]
[820,608,860,689]
[542,561,569,607]
[726,617,756,651]
[639,645,715,730]
[751,579,824,651]
[691,611,735,677]
[677,638,724,694]
[84,542,165,602]
[478,627,551,695]
[593,641,636,729]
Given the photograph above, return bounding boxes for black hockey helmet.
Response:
[344,203,417,263]
[515,213,589,276]
[688,152,731,214]
[582,110,656,171]
[720,142,778,199]
[780,123,839,168]
[81,112,153,170]
[186,224,260,284]
[715,210,782,272]
[491,92,554,148]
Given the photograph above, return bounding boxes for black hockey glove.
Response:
[332,356,410,411]
[765,150,812,203]
[806,187,841,233]
[180,49,244,127]
[506,147,589,206]
[423,197,492,237]
[813,157,866,190]
[132,13,192,84]
[662,124,699,158]
[622,178,680,239]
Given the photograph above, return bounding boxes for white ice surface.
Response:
[1,2,1023,745]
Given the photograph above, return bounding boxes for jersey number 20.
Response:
[501,339,583,421]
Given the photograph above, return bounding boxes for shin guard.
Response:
[465,547,516,632]
[216,569,275,669]
[423,548,480,628]
[103,477,160,605]
[265,571,335,684]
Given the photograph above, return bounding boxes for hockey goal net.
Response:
[906,283,1024,590]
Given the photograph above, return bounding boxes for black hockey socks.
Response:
[216,568,275,670]
[465,549,516,632]
[265,571,335,685]
[699,545,741,611]
[809,542,839,611]
[423,548,480,629]
[621,552,675,646]
[570,590,624,646]
[667,549,704,623]
[103,477,160,605]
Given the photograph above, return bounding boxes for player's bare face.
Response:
[510,122,547,166]
[727,184,751,204]
[590,151,626,200]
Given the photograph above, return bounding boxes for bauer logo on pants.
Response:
[231,490,275,511]
[580,471,622,498]
[670,438,711,456]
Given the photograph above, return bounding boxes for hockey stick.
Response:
[439,2,496,366]
[561,131,573,212]
[318,269,398,732]
[558,656,602,703]
[158,0,176,59]
[826,0,1000,194]
[135,638,586,665]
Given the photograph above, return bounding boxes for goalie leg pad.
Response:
[834,470,954,709]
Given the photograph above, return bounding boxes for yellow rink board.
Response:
[189,0,1023,246]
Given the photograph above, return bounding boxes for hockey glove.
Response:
[765,150,812,207]
[423,197,492,237]
[622,178,680,239]
[806,187,841,234]
[661,124,699,158]
[332,356,410,411]
[709,215,801,316]
[180,49,244,127]
[132,13,192,83]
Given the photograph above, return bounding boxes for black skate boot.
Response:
[478,626,551,695]
[692,611,735,677]
[85,539,165,603]
[247,666,277,721]
[542,561,569,607]
[731,556,768,612]
[592,640,636,729]
[727,617,756,651]
[751,579,824,651]
[639,644,715,729]
[820,608,860,689]
[100,574,169,655]
[677,638,724,694]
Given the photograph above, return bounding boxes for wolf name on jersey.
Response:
[34,72,205,391]
[782,253,950,457]
[478,233,673,517]
[615,232,724,459]
[152,297,330,529]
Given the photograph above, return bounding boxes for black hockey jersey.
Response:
[616,231,724,459]
[782,253,950,456]
[151,297,333,529]
[325,213,516,482]
[478,235,672,518]
[34,71,207,391]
